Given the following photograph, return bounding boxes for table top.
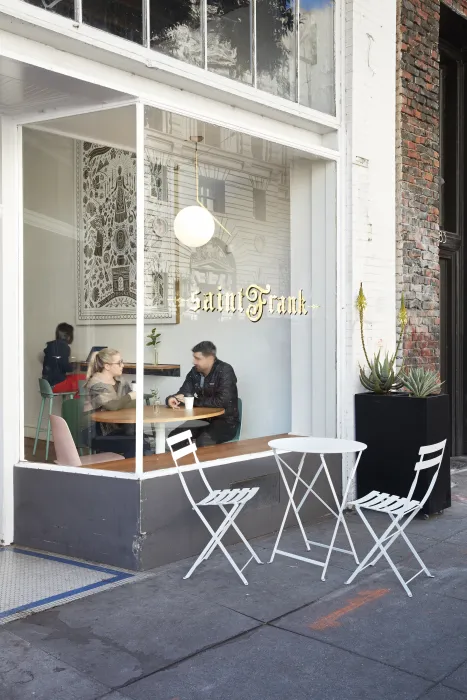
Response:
[268,436,367,454]
[92,405,225,424]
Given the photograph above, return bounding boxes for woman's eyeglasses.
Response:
[109,360,124,366]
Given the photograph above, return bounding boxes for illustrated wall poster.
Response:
[76,141,178,324]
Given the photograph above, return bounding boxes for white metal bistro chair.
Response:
[167,430,263,585]
[345,439,447,597]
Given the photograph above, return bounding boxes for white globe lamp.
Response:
[173,205,215,248]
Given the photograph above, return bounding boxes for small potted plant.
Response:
[150,387,160,415]
[355,285,451,516]
[146,327,161,366]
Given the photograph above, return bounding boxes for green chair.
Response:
[62,397,91,455]
[33,378,75,461]
[228,398,242,443]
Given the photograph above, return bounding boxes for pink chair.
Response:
[50,415,125,467]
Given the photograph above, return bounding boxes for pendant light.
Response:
[173,135,231,248]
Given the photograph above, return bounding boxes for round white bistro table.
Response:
[268,437,367,581]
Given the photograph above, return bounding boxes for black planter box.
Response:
[355,392,451,516]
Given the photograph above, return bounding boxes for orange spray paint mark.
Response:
[309,589,390,631]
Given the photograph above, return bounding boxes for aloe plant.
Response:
[402,367,443,398]
[357,284,408,394]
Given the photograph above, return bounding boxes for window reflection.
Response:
[24,0,74,19]
[256,0,296,101]
[299,0,335,114]
[150,0,202,66]
[83,0,143,45]
[207,0,252,84]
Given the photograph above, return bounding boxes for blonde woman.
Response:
[83,348,147,458]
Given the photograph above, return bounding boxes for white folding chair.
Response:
[167,430,263,585]
[345,439,447,597]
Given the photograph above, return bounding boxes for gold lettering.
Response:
[216,286,223,312]
[191,290,201,312]
[237,288,245,313]
[287,296,297,315]
[276,296,287,314]
[225,292,236,313]
[298,289,308,315]
[268,294,277,314]
[246,284,270,323]
[203,292,215,312]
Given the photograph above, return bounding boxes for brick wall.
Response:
[397,0,467,368]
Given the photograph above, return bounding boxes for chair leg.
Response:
[185,504,251,585]
[33,398,45,455]
[345,509,414,597]
[45,398,53,462]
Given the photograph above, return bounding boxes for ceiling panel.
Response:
[0,57,131,117]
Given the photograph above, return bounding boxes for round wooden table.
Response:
[92,405,225,454]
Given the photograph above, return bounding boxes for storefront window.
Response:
[83,0,143,45]
[150,0,202,67]
[22,106,138,466]
[21,103,336,472]
[256,0,296,101]
[24,0,74,19]
[299,0,335,114]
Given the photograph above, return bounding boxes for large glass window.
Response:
[21,103,336,473]
[23,107,138,466]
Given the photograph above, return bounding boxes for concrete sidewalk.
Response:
[3,475,467,700]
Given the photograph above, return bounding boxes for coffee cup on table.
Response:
[184,395,194,410]
[131,382,137,392]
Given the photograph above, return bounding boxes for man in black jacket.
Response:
[166,341,239,447]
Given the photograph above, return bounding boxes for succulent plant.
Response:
[359,350,405,393]
[402,367,444,398]
[357,284,408,394]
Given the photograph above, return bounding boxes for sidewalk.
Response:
[2,474,467,700]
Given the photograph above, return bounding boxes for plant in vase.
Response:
[150,388,161,415]
[354,284,450,516]
[146,328,161,366]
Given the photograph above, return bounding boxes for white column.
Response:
[340,0,397,493]
[0,118,22,544]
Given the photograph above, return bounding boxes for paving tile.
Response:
[444,660,467,694]
[0,629,108,700]
[420,685,467,700]
[404,513,467,541]
[6,578,259,689]
[254,514,437,573]
[145,541,352,623]
[397,542,467,602]
[273,583,467,682]
[122,625,430,700]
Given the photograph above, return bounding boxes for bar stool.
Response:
[33,378,75,461]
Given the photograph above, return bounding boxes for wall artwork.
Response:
[76,141,178,325]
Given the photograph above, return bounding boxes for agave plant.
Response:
[359,350,405,393]
[402,367,444,398]
[357,284,408,394]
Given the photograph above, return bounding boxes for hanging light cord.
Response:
[195,143,232,238]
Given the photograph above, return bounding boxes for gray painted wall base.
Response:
[14,453,342,571]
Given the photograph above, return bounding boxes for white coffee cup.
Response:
[184,396,194,410]
[131,382,137,392]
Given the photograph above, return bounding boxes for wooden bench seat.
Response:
[83,434,290,473]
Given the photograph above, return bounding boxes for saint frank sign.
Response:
[189,284,318,323]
